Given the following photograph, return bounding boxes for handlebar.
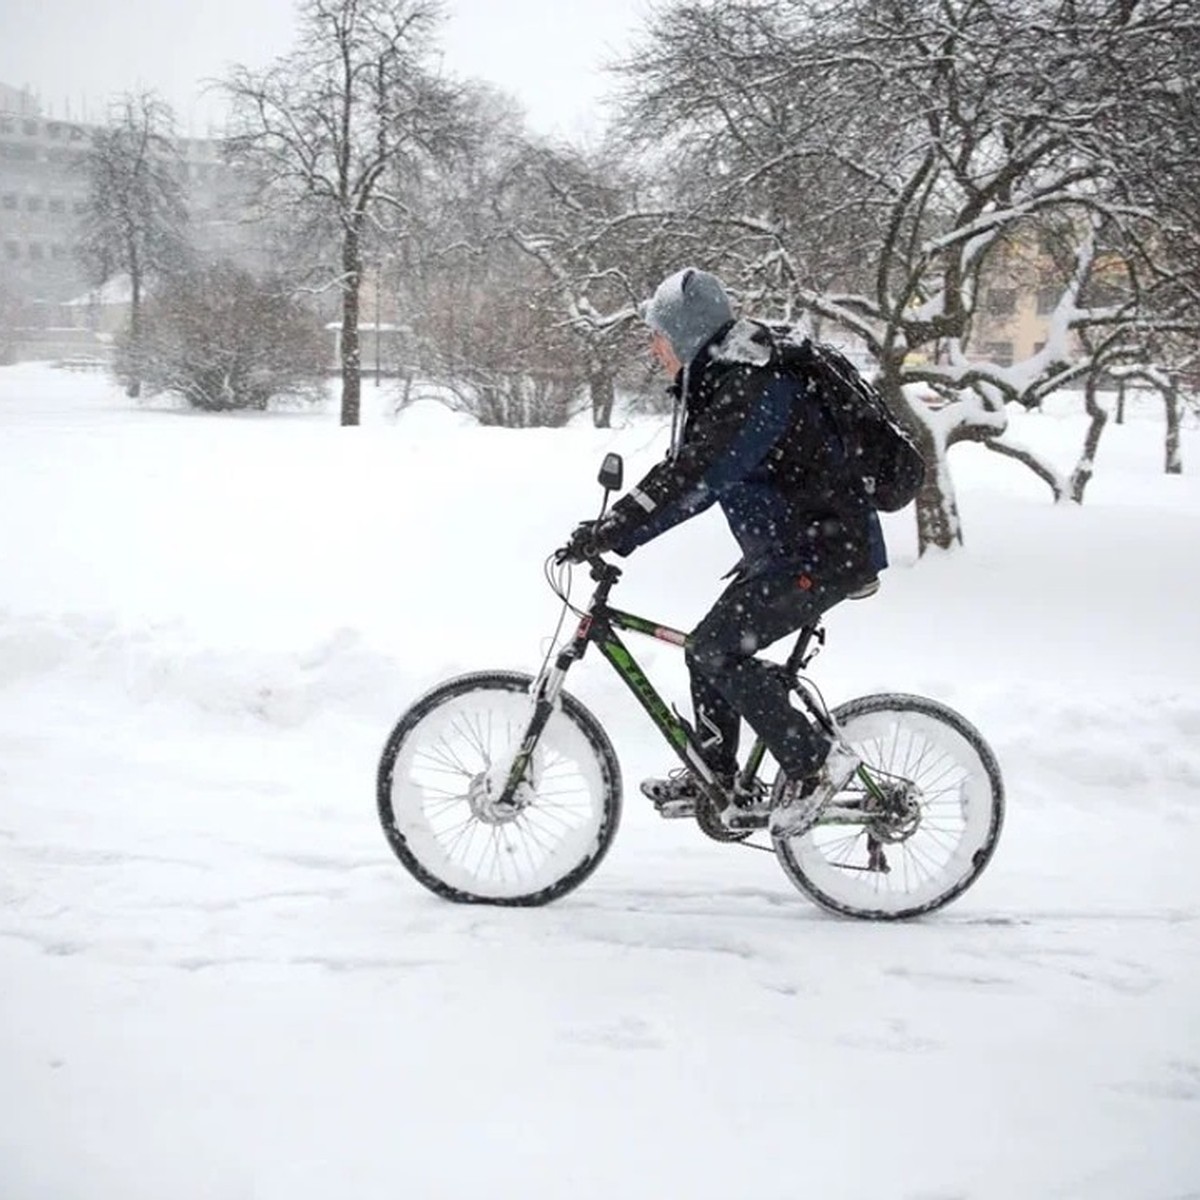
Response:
[551,544,622,584]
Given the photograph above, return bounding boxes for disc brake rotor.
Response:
[866,781,923,843]
[466,767,536,825]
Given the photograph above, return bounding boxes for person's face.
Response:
[650,329,682,377]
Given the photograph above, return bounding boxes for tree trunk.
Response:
[589,371,615,429]
[127,249,142,399]
[1068,375,1108,502]
[880,371,961,555]
[1115,378,1126,425]
[1164,381,1182,475]
[340,230,363,427]
[915,454,963,554]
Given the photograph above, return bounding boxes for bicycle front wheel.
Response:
[774,693,1004,920]
[377,671,622,905]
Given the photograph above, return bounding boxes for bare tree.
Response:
[497,141,673,427]
[402,227,582,426]
[383,85,571,425]
[77,92,189,397]
[617,0,1200,551]
[223,0,461,426]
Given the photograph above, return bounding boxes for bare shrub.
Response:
[119,264,327,411]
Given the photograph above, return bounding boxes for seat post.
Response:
[785,623,824,674]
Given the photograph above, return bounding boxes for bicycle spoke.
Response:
[413,744,473,778]
[451,714,489,765]
[421,792,469,811]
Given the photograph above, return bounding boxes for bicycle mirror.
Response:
[598,453,624,493]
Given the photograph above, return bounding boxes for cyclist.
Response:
[561,267,887,836]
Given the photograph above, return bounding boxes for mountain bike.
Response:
[377,454,1004,920]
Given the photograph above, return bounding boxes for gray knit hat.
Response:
[644,268,734,367]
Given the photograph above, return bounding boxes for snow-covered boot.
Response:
[769,741,861,839]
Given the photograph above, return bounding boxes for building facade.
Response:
[970,232,1072,369]
[0,84,253,314]
[0,98,94,303]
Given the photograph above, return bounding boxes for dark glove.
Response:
[558,520,600,564]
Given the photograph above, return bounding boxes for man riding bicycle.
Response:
[561,267,887,837]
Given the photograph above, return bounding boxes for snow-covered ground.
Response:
[1,364,1198,1199]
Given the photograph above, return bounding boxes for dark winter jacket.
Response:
[597,319,887,582]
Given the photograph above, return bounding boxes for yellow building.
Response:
[972,278,1066,368]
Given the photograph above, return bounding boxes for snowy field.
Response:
[1,363,1198,1199]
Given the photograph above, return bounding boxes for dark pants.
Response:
[685,566,869,779]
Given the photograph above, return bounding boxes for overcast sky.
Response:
[0,0,650,138]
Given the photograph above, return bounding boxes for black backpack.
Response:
[773,333,927,512]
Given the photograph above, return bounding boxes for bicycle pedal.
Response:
[654,799,696,820]
[720,804,769,831]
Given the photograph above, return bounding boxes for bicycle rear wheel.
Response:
[377,671,622,905]
[774,693,1004,919]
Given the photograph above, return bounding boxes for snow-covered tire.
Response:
[377,671,622,905]
[774,694,1004,920]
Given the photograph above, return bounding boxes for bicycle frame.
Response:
[498,556,831,810]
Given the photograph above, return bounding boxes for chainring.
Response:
[694,794,754,843]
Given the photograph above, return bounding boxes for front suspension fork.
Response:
[494,641,582,807]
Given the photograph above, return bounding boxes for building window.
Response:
[985,341,1014,367]
[47,122,62,139]
[0,117,13,134]
[51,244,65,260]
[985,288,1016,316]
[48,197,66,214]
[26,196,43,213]
[1036,286,1059,315]
[4,241,19,261]
[73,199,89,214]
[28,243,44,261]
[22,119,39,136]
[1,193,16,210]
[1033,341,1046,355]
